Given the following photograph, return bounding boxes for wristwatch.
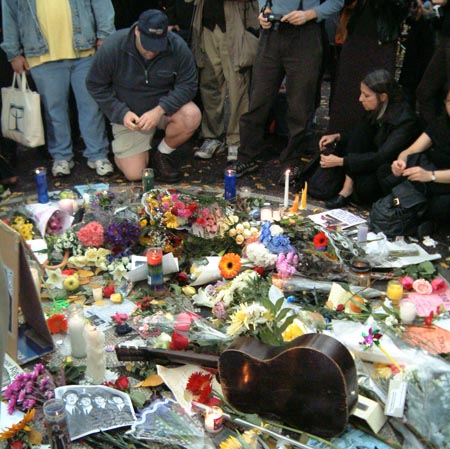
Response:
[431,170,436,182]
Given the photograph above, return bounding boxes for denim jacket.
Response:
[1,0,115,61]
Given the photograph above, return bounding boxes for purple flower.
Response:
[39,377,49,390]
[25,381,34,394]
[44,390,54,399]
[17,389,26,403]
[105,221,142,250]
[360,328,383,349]
[22,398,36,410]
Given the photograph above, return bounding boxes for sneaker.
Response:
[52,160,74,177]
[234,160,259,178]
[227,145,239,162]
[194,139,225,159]
[87,158,114,176]
[152,150,182,183]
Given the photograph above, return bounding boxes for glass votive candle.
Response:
[204,406,223,433]
[92,287,103,302]
[43,398,71,449]
[142,168,154,192]
[400,301,417,324]
[147,247,164,295]
[260,203,273,222]
[224,169,236,200]
[386,279,404,309]
[239,186,252,198]
[34,166,49,204]
[348,258,371,288]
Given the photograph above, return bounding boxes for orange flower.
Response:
[46,313,68,334]
[219,253,241,279]
[313,231,328,249]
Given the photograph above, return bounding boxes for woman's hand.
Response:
[259,10,272,29]
[391,159,406,177]
[402,166,433,183]
[320,154,343,168]
[319,134,340,151]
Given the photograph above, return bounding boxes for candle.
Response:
[204,406,223,433]
[92,287,103,302]
[84,324,106,384]
[34,167,49,204]
[400,302,417,324]
[386,280,403,309]
[239,186,252,198]
[147,247,164,295]
[357,224,368,247]
[43,399,71,449]
[284,169,290,209]
[300,181,308,210]
[142,168,154,192]
[224,169,237,200]
[68,304,86,358]
[272,208,281,221]
[260,203,273,222]
[290,193,300,214]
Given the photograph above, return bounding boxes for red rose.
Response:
[252,266,264,276]
[11,442,24,449]
[115,375,129,391]
[169,332,189,350]
[336,304,344,312]
[62,269,77,275]
[103,285,115,298]
[176,272,189,286]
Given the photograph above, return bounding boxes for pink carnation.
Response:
[400,276,414,290]
[412,278,433,295]
[431,277,447,293]
[77,221,104,247]
[174,311,200,333]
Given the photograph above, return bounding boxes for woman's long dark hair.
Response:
[362,69,404,120]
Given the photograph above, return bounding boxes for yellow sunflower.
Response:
[0,409,36,440]
[219,253,241,279]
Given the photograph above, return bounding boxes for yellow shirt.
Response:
[27,0,95,68]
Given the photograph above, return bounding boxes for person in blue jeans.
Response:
[1,0,115,178]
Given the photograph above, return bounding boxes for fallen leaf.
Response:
[77,269,94,278]
[135,374,164,388]
[79,279,90,285]
[92,300,107,306]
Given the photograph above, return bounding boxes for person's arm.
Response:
[90,0,116,39]
[85,41,130,125]
[1,0,26,63]
[391,132,432,176]
[157,40,198,116]
[403,166,450,183]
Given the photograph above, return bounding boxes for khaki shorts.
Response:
[111,116,167,159]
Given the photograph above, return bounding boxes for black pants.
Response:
[239,22,322,166]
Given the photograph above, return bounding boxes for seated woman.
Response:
[319,69,420,208]
[391,85,450,227]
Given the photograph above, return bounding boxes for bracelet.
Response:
[431,170,436,182]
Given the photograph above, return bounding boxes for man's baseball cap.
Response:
[137,10,168,52]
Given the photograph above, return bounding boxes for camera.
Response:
[264,13,283,31]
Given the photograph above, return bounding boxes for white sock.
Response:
[158,139,175,154]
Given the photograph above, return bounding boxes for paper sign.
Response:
[402,325,450,354]
[405,290,450,316]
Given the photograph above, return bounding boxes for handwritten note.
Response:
[405,290,450,316]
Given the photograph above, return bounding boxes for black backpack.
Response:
[369,181,428,238]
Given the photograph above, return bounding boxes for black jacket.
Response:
[86,26,197,124]
[343,100,421,173]
[347,0,410,44]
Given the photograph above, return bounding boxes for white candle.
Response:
[92,287,103,302]
[260,204,273,222]
[68,308,87,358]
[284,169,290,209]
[59,199,74,215]
[84,324,106,384]
[204,406,223,433]
[272,209,281,221]
[400,302,417,324]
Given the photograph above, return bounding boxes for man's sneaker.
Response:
[227,145,239,162]
[87,158,114,176]
[234,160,259,178]
[152,150,182,183]
[194,139,225,159]
[52,160,74,177]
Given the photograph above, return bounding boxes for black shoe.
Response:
[151,151,182,183]
[325,194,349,209]
[234,160,259,178]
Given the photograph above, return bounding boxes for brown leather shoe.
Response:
[151,150,182,183]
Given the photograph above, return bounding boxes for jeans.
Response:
[30,56,109,162]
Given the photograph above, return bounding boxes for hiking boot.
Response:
[87,158,114,176]
[52,160,74,177]
[227,145,239,162]
[152,150,182,183]
[234,160,259,178]
[194,139,225,159]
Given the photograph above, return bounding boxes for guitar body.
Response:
[218,333,358,438]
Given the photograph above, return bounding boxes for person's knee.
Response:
[114,155,147,181]
[176,102,202,132]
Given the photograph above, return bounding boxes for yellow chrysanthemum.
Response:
[163,211,179,229]
[282,319,307,342]
[220,436,242,449]
[0,408,35,440]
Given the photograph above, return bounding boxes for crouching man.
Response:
[86,9,201,182]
